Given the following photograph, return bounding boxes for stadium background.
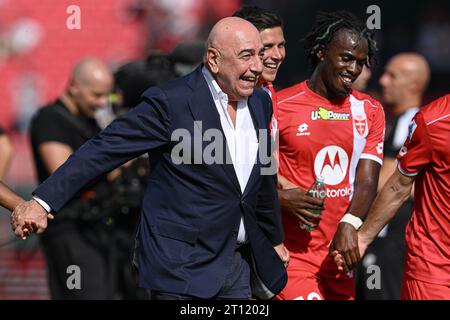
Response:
[0,0,448,299]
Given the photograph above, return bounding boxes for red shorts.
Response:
[274,266,355,300]
[401,275,450,300]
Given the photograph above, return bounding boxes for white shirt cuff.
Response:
[33,196,52,213]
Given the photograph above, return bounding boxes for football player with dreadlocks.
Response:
[275,11,385,300]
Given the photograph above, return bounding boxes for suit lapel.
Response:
[243,93,265,197]
[187,67,241,193]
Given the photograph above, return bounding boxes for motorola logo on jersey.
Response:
[314,146,349,186]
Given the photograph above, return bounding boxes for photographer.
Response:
[29,58,116,299]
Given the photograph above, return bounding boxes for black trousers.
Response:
[41,222,113,300]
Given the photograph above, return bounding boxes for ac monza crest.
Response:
[353,115,367,137]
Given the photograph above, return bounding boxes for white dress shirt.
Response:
[202,67,259,243]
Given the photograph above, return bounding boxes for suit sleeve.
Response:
[34,87,171,212]
[255,93,284,245]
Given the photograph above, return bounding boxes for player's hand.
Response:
[330,249,346,272]
[278,187,324,229]
[331,231,371,273]
[357,233,370,258]
[329,222,360,272]
[11,199,54,239]
[274,243,290,268]
[277,175,297,190]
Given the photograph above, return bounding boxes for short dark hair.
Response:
[233,6,283,31]
[114,52,175,110]
[304,10,377,69]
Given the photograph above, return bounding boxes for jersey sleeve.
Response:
[397,111,432,176]
[360,101,385,165]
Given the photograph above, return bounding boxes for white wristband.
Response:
[340,213,363,230]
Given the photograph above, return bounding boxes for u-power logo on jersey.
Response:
[311,107,350,121]
[314,146,353,198]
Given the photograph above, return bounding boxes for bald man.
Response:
[355,53,430,300]
[379,53,430,188]
[23,58,114,299]
[12,18,287,300]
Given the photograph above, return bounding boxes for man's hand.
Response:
[11,199,54,239]
[274,243,290,268]
[277,175,297,190]
[278,187,324,230]
[331,233,370,273]
[329,222,360,272]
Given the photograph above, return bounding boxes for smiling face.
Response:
[315,29,368,99]
[207,19,264,102]
[259,26,286,83]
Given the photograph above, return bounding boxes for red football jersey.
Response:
[261,81,278,141]
[397,94,450,285]
[277,81,385,276]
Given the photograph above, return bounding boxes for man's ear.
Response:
[316,46,326,62]
[206,47,220,74]
[408,80,420,95]
[67,79,79,96]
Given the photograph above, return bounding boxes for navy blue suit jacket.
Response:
[34,66,287,298]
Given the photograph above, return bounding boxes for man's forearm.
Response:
[0,135,14,180]
[346,178,378,220]
[0,181,24,211]
[345,159,381,222]
[359,169,414,244]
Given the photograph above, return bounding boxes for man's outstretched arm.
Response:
[12,88,171,238]
[0,181,24,212]
[358,168,414,252]
[334,167,415,272]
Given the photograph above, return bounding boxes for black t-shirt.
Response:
[30,99,101,183]
[383,114,400,159]
[30,99,113,240]
[384,108,419,159]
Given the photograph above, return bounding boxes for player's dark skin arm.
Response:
[333,169,415,272]
[329,159,380,272]
[0,181,25,212]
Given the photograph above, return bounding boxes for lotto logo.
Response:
[296,123,310,136]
